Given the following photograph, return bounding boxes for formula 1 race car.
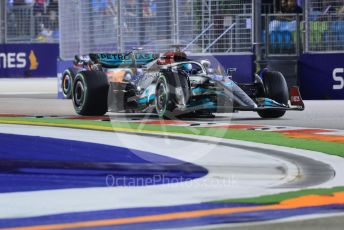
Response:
[62,49,304,119]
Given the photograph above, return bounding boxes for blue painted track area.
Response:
[0,133,207,193]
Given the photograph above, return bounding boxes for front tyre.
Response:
[155,74,176,119]
[61,68,75,99]
[257,71,289,118]
[72,71,109,116]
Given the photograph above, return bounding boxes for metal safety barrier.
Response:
[305,0,344,52]
[59,0,253,60]
[5,1,59,43]
[263,13,303,56]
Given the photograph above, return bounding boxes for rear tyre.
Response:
[257,71,288,118]
[61,68,75,99]
[72,71,109,116]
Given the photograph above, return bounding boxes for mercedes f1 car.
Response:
[62,49,304,119]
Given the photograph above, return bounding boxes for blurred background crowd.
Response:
[6,0,58,42]
[2,0,344,54]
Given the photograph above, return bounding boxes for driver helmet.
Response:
[181,63,192,72]
[124,71,132,81]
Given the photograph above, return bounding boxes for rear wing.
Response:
[88,53,160,68]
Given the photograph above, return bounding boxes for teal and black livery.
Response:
[67,49,304,119]
[89,53,159,68]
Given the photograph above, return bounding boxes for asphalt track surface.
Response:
[1,78,344,229]
[1,95,344,129]
[1,78,344,129]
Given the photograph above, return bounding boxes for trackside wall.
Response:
[0,43,59,77]
[299,53,344,99]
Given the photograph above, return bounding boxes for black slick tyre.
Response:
[257,71,288,118]
[155,73,177,119]
[72,71,109,116]
[62,68,75,99]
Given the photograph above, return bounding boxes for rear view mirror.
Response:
[200,59,211,68]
